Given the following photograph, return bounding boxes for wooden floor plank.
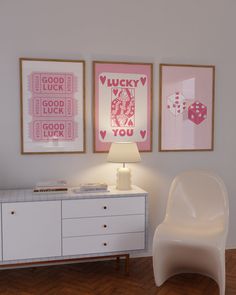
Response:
[0,249,235,294]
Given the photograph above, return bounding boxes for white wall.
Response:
[0,0,236,252]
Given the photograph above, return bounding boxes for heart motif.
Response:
[113,89,118,96]
[140,77,147,86]
[100,75,106,85]
[128,120,133,126]
[140,130,146,139]
[100,130,106,140]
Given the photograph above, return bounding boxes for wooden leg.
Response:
[125,254,130,275]
[116,256,120,271]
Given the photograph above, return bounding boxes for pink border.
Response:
[94,62,152,152]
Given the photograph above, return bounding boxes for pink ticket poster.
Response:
[159,64,215,151]
[93,61,153,152]
[20,58,85,154]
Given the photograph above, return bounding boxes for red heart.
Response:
[113,89,118,96]
[100,130,106,140]
[100,75,106,85]
[140,77,146,86]
[140,130,146,139]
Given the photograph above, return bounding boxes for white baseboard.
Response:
[226,246,236,250]
[130,250,152,258]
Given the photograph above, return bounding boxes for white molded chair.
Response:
[153,170,229,295]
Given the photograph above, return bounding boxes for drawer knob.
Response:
[103,242,107,246]
[103,206,107,210]
[103,224,107,228]
[11,211,15,215]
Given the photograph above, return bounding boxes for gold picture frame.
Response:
[20,58,85,154]
[93,60,153,152]
[159,63,215,151]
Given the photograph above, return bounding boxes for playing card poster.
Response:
[20,58,85,154]
[93,61,152,152]
[160,64,215,151]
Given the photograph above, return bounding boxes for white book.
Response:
[36,180,67,188]
[79,183,108,191]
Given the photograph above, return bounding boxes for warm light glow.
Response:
[107,142,141,164]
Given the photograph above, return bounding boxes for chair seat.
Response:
[157,223,225,256]
[156,222,225,247]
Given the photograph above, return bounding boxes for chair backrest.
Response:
[165,170,229,232]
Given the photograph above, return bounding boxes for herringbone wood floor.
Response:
[0,250,235,295]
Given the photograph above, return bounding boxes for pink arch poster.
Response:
[159,64,215,151]
[93,61,153,152]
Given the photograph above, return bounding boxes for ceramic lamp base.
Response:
[116,167,132,190]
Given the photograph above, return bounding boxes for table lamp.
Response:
[107,142,141,190]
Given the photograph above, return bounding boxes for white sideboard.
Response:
[0,186,147,269]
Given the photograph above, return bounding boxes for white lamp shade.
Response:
[107,142,141,163]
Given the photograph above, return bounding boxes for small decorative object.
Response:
[159,64,215,151]
[93,61,153,152]
[107,142,141,190]
[20,58,85,154]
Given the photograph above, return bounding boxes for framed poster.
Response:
[159,64,215,151]
[20,58,85,154]
[93,61,153,152]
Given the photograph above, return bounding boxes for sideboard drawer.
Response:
[63,214,145,237]
[62,196,145,218]
[63,232,145,256]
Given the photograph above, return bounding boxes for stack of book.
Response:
[74,183,108,193]
[33,180,68,193]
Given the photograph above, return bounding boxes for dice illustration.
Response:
[167,92,187,116]
[188,101,207,125]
